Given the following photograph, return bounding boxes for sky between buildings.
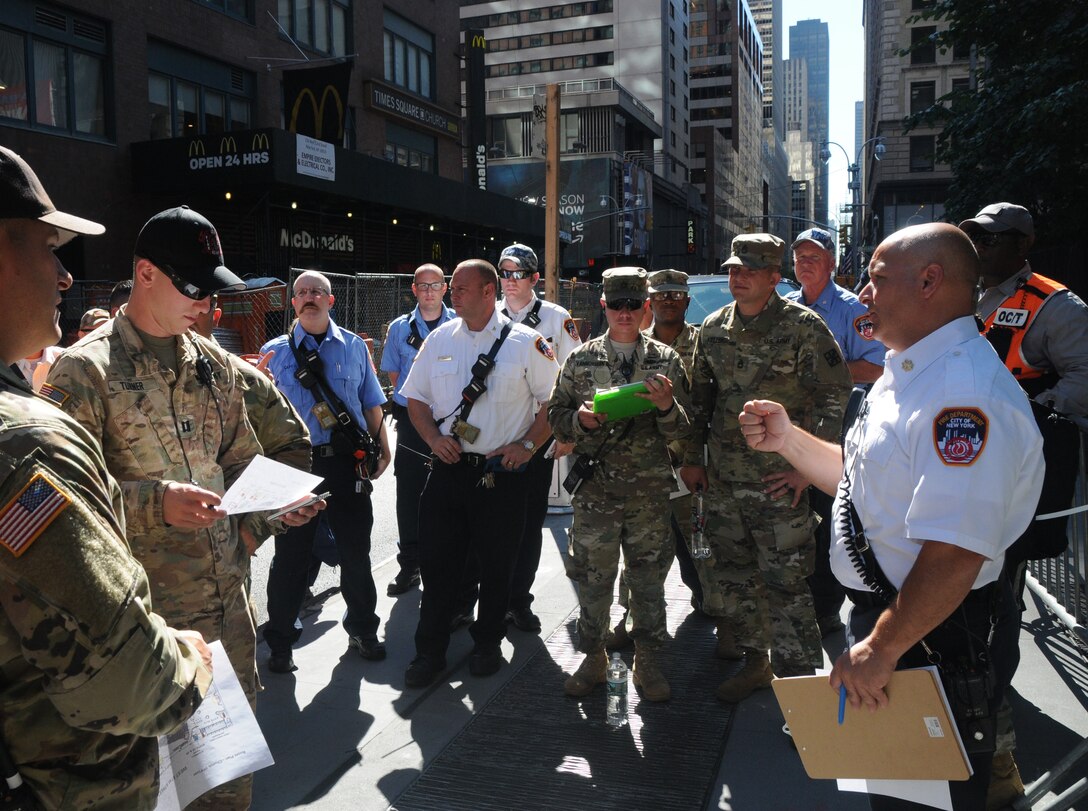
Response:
[782,0,865,225]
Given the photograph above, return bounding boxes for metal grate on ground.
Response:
[391,569,742,811]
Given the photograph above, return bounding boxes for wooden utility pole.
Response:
[543,82,560,303]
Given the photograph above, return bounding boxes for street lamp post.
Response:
[820,136,885,281]
[598,193,645,264]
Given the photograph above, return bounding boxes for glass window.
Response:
[419,51,431,97]
[910,81,935,115]
[279,0,347,55]
[204,90,225,134]
[314,0,329,52]
[0,29,27,123]
[383,10,434,99]
[176,80,198,136]
[33,40,67,129]
[73,52,104,135]
[230,97,250,129]
[911,26,937,64]
[394,39,405,86]
[294,0,312,46]
[909,135,935,172]
[331,4,346,56]
[148,73,171,139]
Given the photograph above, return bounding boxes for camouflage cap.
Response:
[648,269,688,293]
[602,267,648,301]
[498,243,539,274]
[722,233,785,271]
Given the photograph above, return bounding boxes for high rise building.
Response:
[460,0,705,275]
[689,0,765,269]
[788,19,829,224]
[862,0,970,244]
[750,0,789,246]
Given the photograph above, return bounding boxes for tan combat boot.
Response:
[632,646,671,702]
[563,650,607,697]
[716,648,773,703]
[715,617,742,661]
[986,752,1025,811]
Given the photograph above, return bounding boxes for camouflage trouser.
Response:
[618,492,691,611]
[568,488,674,652]
[700,475,822,672]
[174,583,257,811]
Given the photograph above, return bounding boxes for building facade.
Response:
[0,0,544,291]
[788,18,828,225]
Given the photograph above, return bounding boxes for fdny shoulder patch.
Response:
[36,383,70,406]
[933,407,988,466]
[854,313,875,340]
[0,473,70,557]
[534,336,556,361]
[563,318,579,342]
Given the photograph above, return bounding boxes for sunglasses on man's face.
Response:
[650,291,687,302]
[500,269,532,280]
[157,264,212,300]
[969,231,1019,248]
[606,298,645,312]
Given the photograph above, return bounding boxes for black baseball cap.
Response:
[134,206,244,293]
[0,145,105,244]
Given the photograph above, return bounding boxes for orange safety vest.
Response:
[982,272,1066,380]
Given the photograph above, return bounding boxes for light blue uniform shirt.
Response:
[380,303,455,406]
[261,318,386,446]
[787,281,887,367]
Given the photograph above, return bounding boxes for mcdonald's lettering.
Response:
[290,86,343,140]
[219,136,237,154]
[470,34,486,49]
[188,140,206,157]
[475,144,487,191]
[252,132,270,151]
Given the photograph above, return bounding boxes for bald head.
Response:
[862,223,981,351]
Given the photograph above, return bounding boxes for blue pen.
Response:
[838,684,847,725]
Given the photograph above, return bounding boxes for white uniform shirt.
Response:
[400,310,559,455]
[831,316,1044,592]
[499,294,582,366]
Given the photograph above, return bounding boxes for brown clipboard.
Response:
[772,667,971,781]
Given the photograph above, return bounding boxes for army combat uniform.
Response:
[549,332,691,653]
[685,292,851,673]
[0,363,210,809]
[46,312,277,810]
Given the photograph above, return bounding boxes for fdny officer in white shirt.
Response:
[400,259,558,688]
[738,223,1043,811]
[496,243,581,632]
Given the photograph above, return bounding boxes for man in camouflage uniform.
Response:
[47,206,321,810]
[0,146,212,808]
[680,234,851,703]
[548,267,691,702]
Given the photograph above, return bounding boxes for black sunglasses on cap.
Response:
[606,298,645,312]
[500,269,533,280]
[155,263,213,300]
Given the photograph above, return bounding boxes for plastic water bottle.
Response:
[690,487,711,559]
[606,652,628,728]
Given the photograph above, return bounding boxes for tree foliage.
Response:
[905,0,1088,245]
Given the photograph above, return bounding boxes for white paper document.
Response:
[218,454,324,515]
[156,641,274,810]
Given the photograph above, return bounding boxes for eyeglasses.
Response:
[650,291,687,302]
[969,231,1018,248]
[500,269,532,280]
[157,264,212,301]
[606,298,645,312]
[293,287,330,299]
[414,281,446,291]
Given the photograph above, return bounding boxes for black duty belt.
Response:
[314,443,348,458]
[846,581,998,613]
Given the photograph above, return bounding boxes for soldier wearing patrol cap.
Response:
[48,205,324,811]
[0,146,213,808]
[680,234,852,704]
[548,267,691,702]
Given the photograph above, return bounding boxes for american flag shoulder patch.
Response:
[0,473,70,557]
[37,383,69,406]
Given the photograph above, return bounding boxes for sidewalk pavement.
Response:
[251,513,1088,811]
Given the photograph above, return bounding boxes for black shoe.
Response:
[348,636,387,660]
[505,607,542,633]
[387,568,421,596]
[404,655,445,688]
[449,610,474,632]
[468,647,503,677]
[267,651,295,674]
